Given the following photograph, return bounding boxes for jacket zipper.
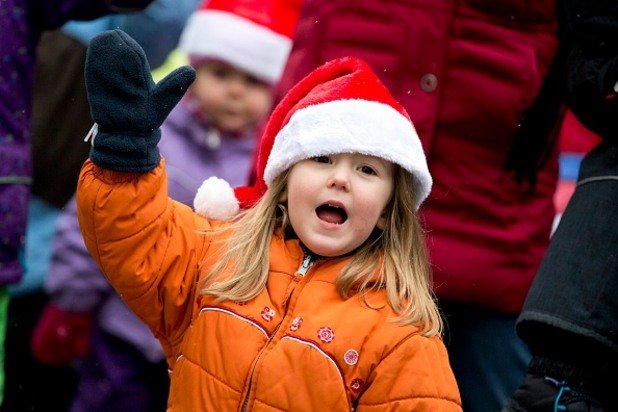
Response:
[297,253,313,276]
[240,253,314,411]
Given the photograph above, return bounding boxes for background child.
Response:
[76,29,461,411]
[163,0,302,193]
[30,1,300,410]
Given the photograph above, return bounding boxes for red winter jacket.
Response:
[277,0,560,312]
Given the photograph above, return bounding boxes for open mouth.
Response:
[316,203,348,225]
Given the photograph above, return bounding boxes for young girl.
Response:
[78,29,462,411]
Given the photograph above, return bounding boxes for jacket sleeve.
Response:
[115,0,200,69]
[35,0,154,31]
[356,335,462,411]
[76,158,211,350]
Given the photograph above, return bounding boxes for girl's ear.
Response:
[278,188,288,203]
[376,197,393,230]
[376,214,387,230]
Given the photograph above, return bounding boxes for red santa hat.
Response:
[194,56,433,221]
[179,0,301,84]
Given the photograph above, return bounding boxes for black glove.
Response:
[566,44,618,142]
[85,29,195,172]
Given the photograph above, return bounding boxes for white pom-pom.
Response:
[193,177,239,221]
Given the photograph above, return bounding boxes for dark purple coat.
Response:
[0,0,152,285]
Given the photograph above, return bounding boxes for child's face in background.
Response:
[190,60,273,134]
[283,153,394,257]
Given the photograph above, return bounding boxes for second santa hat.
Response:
[194,56,433,220]
[180,0,301,84]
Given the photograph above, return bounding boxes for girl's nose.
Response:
[228,76,247,95]
[327,166,350,191]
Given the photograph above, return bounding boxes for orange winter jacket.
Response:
[77,159,462,411]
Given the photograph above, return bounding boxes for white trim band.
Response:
[264,99,432,209]
[282,336,344,382]
[199,307,269,338]
[180,11,292,84]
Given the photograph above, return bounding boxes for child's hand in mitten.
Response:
[85,29,196,172]
[30,304,93,366]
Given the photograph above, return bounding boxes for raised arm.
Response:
[76,29,204,353]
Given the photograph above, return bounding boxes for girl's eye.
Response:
[313,156,331,164]
[212,67,232,80]
[359,165,377,175]
[244,75,264,87]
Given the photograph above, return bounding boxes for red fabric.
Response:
[273,0,561,312]
[554,180,576,215]
[30,304,92,366]
[554,110,601,213]
[558,110,602,154]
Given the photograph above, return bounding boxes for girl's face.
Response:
[190,60,273,134]
[283,153,395,257]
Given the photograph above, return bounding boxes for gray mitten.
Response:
[85,29,195,172]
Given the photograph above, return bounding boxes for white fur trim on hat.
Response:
[263,99,433,210]
[179,10,292,84]
[193,176,240,221]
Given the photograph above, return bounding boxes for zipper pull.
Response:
[297,254,313,276]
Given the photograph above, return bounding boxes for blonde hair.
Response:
[201,167,442,336]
